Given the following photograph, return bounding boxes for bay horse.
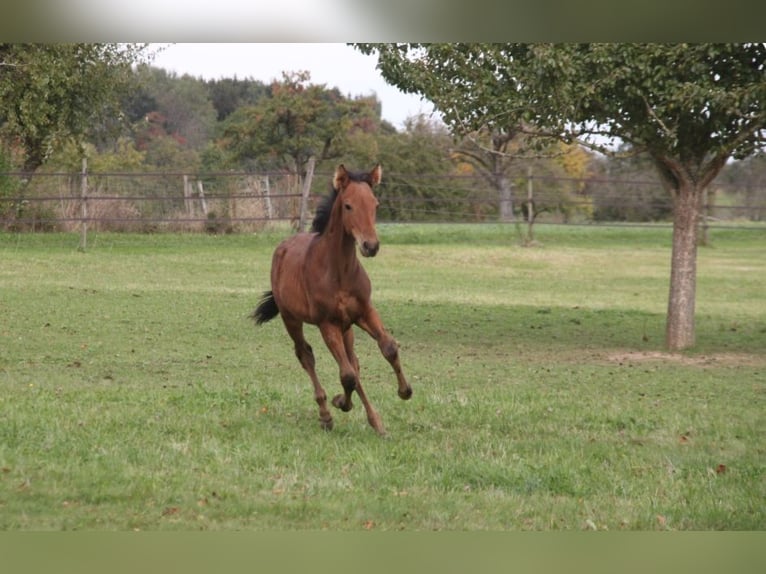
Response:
[252,164,412,435]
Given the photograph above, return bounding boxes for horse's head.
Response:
[334,164,382,257]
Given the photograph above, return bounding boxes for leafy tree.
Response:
[121,76,159,126]
[310,93,386,179]
[50,138,146,174]
[0,147,20,224]
[520,142,595,224]
[356,43,766,350]
[376,114,467,221]
[133,66,218,151]
[205,77,270,122]
[450,126,522,222]
[217,71,361,176]
[0,43,150,173]
[133,110,201,171]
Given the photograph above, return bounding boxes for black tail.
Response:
[252,290,279,325]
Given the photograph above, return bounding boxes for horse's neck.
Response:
[315,211,359,279]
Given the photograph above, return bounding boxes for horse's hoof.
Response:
[332,394,353,412]
[369,418,387,437]
[320,417,334,431]
[398,386,413,400]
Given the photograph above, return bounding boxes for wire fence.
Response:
[2,169,765,236]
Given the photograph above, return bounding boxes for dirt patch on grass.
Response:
[606,350,766,368]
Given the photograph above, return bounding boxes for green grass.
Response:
[1,224,764,530]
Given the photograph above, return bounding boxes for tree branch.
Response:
[642,95,676,142]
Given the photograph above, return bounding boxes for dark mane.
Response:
[310,170,374,234]
[310,188,338,234]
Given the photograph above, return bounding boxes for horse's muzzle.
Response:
[360,240,379,257]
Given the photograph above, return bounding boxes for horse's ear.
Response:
[369,164,382,186]
[333,164,349,191]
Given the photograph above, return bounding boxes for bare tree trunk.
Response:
[497,173,514,222]
[526,165,535,244]
[666,184,702,351]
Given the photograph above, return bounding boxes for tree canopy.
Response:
[0,44,150,172]
[356,43,766,350]
[356,44,765,174]
[217,71,369,175]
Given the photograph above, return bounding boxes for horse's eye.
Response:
[344,203,352,211]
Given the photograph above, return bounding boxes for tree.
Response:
[450,128,594,229]
[205,76,270,122]
[133,67,218,151]
[133,111,201,171]
[0,43,150,173]
[356,43,766,350]
[217,71,362,176]
[451,126,521,222]
[376,114,466,221]
[0,146,20,224]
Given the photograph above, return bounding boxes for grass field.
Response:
[0,224,764,530]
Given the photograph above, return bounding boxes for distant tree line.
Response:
[2,44,765,232]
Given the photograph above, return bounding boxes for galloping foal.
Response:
[252,164,412,435]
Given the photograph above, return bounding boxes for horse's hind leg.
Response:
[339,328,385,434]
[282,317,333,431]
[320,323,385,435]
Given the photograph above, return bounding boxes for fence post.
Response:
[79,157,88,251]
[183,174,192,215]
[298,156,316,232]
[263,176,273,221]
[229,179,237,224]
[197,180,208,216]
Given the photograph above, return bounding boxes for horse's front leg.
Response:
[332,327,359,412]
[357,306,413,401]
[319,322,385,435]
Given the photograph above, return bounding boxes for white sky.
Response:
[150,43,436,130]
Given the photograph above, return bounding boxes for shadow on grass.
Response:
[381,300,766,358]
